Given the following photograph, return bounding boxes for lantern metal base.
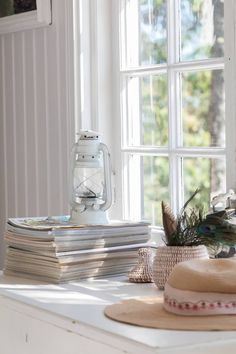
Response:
[70,208,109,225]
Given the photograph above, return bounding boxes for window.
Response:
[119,0,226,225]
[74,1,236,227]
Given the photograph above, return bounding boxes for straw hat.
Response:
[104,259,236,330]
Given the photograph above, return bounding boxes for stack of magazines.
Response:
[4,216,152,283]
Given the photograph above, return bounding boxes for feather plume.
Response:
[161,188,236,249]
[161,201,177,243]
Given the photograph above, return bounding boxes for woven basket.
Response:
[152,245,209,290]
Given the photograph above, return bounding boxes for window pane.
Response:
[182,70,225,147]
[142,156,169,225]
[127,74,168,146]
[183,157,226,212]
[125,0,167,67]
[0,0,36,18]
[127,155,169,224]
[181,0,224,61]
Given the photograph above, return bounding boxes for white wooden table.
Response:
[0,273,236,354]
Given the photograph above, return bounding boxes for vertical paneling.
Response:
[14,32,27,216]
[0,37,7,263]
[45,21,61,214]
[24,30,37,216]
[56,1,70,212]
[65,0,75,166]
[34,28,49,215]
[0,0,75,267]
[4,34,16,218]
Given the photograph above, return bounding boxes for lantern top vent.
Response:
[77,130,100,141]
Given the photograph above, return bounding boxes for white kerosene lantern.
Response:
[69,130,112,224]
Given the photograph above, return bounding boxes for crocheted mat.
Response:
[104,296,236,331]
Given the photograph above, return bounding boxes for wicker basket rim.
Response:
[158,245,206,250]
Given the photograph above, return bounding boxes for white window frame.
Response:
[119,0,236,223]
[225,0,236,190]
[0,0,52,34]
[73,0,236,225]
[73,0,120,218]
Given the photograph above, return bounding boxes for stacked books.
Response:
[4,216,151,283]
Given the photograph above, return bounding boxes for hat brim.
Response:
[104,296,236,331]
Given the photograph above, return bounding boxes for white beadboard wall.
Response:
[0,0,75,266]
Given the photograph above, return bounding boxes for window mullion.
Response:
[167,0,182,214]
[120,76,130,218]
[225,0,236,191]
[120,0,143,220]
[120,0,130,220]
[120,0,126,70]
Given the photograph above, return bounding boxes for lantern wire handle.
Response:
[100,143,112,211]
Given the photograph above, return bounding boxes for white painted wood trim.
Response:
[109,0,124,220]
[167,0,182,213]
[0,0,51,35]
[121,147,226,157]
[121,58,224,76]
[72,0,82,135]
[76,0,92,130]
[36,0,52,24]
[225,0,236,191]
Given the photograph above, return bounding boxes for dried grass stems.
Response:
[162,189,236,249]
